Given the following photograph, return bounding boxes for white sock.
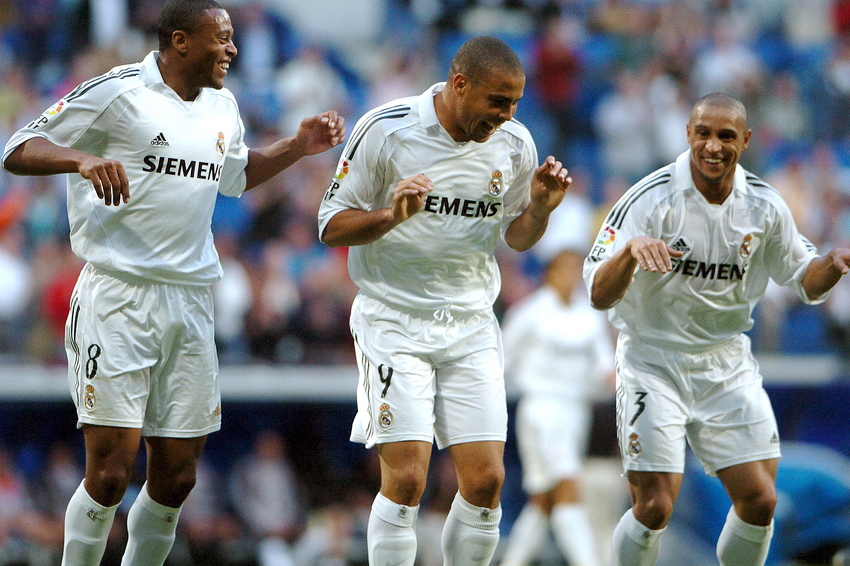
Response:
[367,492,419,566]
[121,482,182,566]
[611,508,665,566]
[61,480,120,566]
[499,503,547,566]
[716,507,773,566]
[441,492,502,566]
[551,503,600,566]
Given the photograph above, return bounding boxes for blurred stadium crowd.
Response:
[3,0,850,365]
[2,0,850,564]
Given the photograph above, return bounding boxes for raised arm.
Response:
[4,136,130,206]
[244,111,346,191]
[801,247,850,300]
[504,156,571,251]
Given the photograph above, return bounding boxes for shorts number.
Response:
[378,364,393,398]
[629,391,648,426]
[85,344,102,379]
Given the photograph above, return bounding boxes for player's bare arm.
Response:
[505,156,572,251]
[244,110,346,191]
[590,236,684,309]
[801,247,850,300]
[4,136,130,206]
[321,173,433,247]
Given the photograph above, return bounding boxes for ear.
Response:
[171,29,190,55]
[451,73,469,96]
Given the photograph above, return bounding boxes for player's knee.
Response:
[89,466,133,504]
[736,487,777,525]
[384,469,428,504]
[633,494,675,530]
[461,463,505,504]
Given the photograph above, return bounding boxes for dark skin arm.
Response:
[589,236,684,309]
[4,111,345,203]
[801,248,850,300]
[504,156,572,251]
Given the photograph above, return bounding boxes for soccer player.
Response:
[499,247,614,566]
[318,35,571,566]
[1,2,345,565]
[583,92,850,566]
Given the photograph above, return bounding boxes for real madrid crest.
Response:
[488,170,503,196]
[378,403,394,429]
[216,132,225,157]
[84,385,96,411]
[628,433,641,457]
[739,234,753,258]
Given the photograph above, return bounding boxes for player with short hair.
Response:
[2,1,344,565]
[318,35,571,566]
[584,92,850,566]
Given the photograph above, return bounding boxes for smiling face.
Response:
[686,101,751,202]
[446,69,525,143]
[182,8,237,91]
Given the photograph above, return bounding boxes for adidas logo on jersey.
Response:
[150,133,169,147]
[671,238,691,253]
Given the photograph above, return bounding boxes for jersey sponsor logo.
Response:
[142,155,222,181]
[150,132,169,147]
[422,194,500,218]
[488,170,503,196]
[670,257,746,280]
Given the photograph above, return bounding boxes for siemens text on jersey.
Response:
[142,155,222,181]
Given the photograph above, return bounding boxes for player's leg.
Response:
[611,470,681,566]
[550,477,600,566]
[442,440,504,566]
[715,458,778,566]
[120,435,207,566]
[62,425,141,566]
[367,440,432,566]
[499,493,550,566]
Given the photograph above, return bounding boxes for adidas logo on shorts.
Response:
[150,132,169,147]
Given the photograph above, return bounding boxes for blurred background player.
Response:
[499,245,614,566]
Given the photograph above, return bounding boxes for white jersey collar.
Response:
[674,149,748,197]
[419,82,445,129]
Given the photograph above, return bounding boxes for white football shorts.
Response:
[515,396,591,493]
[615,333,780,477]
[349,293,507,449]
[65,263,221,437]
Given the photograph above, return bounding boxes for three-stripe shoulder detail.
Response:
[605,170,672,230]
[345,104,411,159]
[64,67,141,103]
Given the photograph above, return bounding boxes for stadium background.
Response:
[1,0,849,565]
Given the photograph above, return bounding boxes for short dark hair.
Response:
[691,92,748,127]
[448,36,524,83]
[157,0,223,52]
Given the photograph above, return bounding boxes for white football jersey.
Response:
[3,52,249,286]
[318,83,537,313]
[583,151,822,352]
[502,286,613,400]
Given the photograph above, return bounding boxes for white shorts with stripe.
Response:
[349,293,507,449]
[615,332,780,477]
[65,263,221,437]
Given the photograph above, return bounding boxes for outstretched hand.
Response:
[294,111,346,156]
[529,155,572,214]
